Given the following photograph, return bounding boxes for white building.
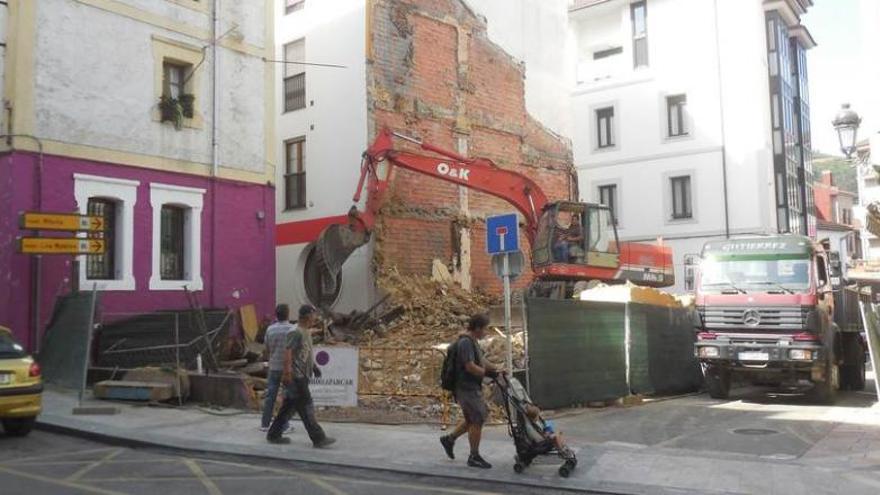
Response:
[855,134,880,259]
[569,0,816,292]
[273,0,573,311]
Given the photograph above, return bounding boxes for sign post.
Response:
[487,214,523,375]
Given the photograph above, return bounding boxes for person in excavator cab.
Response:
[552,213,585,264]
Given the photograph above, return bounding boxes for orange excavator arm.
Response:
[348,128,549,243]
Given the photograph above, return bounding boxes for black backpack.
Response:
[440,337,464,391]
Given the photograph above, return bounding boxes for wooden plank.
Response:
[20,212,106,232]
[240,304,259,342]
[93,381,173,402]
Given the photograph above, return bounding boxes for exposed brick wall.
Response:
[368,0,573,294]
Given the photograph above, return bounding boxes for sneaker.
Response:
[282,424,295,435]
[467,454,492,469]
[259,426,269,432]
[313,437,337,449]
[440,435,455,460]
[267,436,291,444]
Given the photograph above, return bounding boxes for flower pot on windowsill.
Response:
[179,94,195,119]
[158,96,183,130]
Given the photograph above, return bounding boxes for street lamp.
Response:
[832,103,862,159]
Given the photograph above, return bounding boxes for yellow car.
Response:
[0,326,42,436]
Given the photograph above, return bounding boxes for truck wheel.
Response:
[705,366,731,400]
[840,336,866,391]
[809,364,838,405]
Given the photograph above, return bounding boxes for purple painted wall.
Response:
[0,151,276,351]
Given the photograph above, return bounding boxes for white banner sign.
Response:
[310,346,358,407]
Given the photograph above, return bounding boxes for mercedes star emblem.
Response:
[742,309,761,327]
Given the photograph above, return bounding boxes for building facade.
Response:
[569,0,815,292]
[274,0,575,312]
[814,170,860,273]
[855,134,880,259]
[0,0,276,350]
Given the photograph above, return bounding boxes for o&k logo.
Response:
[436,162,470,181]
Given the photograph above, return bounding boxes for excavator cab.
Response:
[532,201,620,271]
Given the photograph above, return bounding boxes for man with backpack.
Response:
[439,314,501,469]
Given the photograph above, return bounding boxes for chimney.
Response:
[821,170,833,186]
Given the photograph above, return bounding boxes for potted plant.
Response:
[179,93,195,118]
[158,96,183,130]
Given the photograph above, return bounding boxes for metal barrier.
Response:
[358,346,451,424]
[95,310,232,371]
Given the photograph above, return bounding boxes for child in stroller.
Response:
[494,375,577,477]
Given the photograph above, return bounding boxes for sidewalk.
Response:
[37,389,880,495]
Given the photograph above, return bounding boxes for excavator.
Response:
[304,128,674,307]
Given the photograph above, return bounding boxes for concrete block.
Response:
[188,372,258,410]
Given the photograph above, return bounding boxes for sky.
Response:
[804,0,879,156]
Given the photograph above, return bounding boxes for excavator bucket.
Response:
[303,215,371,308]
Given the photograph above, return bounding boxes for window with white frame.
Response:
[631,1,648,68]
[284,39,306,112]
[74,174,139,291]
[149,183,205,291]
[666,94,688,137]
[670,175,693,220]
[598,184,618,226]
[596,107,615,149]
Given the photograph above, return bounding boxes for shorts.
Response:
[454,388,488,426]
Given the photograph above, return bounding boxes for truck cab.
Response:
[692,235,865,403]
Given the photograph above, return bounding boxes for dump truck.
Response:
[304,128,674,307]
[693,235,867,403]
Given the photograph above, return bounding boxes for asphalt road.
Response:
[0,430,580,495]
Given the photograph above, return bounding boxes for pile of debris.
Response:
[363,266,499,345]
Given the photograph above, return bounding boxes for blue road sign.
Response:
[486,213,519,254]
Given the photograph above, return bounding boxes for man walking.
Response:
[439,314,500,469]
[260,304,294,433]
[267,304,336,448]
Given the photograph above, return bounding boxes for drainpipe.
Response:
[2,134,45,353]
[210,0,220,307]
[713,0,731,239]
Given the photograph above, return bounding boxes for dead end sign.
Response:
[486,213,519,254]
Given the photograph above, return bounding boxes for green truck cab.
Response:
[692,235,867,403]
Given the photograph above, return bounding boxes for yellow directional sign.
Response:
[18,238,105,255]
[20,212,106,232]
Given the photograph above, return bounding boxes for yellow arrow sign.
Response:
[20,212,106,232]
[18,238,105,255]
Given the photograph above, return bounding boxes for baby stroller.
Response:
[493,374,578,477]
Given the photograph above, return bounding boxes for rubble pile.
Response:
[362,267,500,346]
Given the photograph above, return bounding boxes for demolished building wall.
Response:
[366,0,575,293]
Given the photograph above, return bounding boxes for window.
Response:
[160,206,186,280]
[671,176,692,219]
[598,184,618,225]
[666,94,688,137]
[86,199,117,280]
[285,138,306,210]
[285,0,304,14]
[284,40,306,112]
[683,254,700,292]
[596,107,615,149]
[593,47,623,60]
[631,1,648,68]
[162,61,188,99]
[150,183,206,291]
[74,174,139,291]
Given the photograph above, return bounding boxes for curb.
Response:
[35,419,632,495]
